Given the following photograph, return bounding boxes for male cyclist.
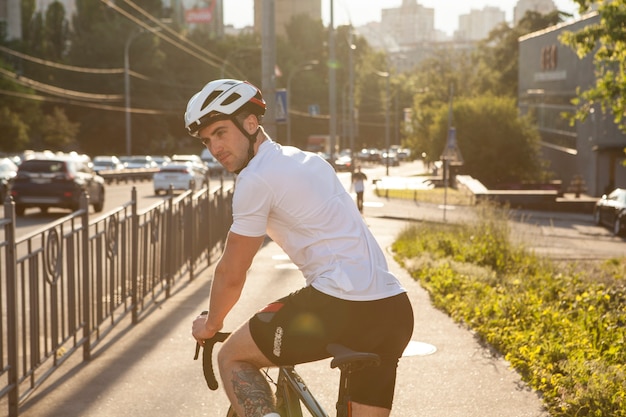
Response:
[188,79,414,417]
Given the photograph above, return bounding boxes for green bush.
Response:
[393,204,626,416]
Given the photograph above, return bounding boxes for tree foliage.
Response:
[40,107,79,149]
[0,107,30,152]
[421,95,546,187]
[560,0,626,132]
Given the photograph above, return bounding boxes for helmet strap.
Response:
[231,117,260,174]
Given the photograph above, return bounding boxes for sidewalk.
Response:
[18,174,549,417]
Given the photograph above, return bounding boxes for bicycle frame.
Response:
[275,365,328,417]
[196,328,379,417]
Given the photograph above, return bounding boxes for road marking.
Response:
[402,340,437,357]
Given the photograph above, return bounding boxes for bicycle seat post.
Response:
[327,343,381,417]
[335,367,352,417]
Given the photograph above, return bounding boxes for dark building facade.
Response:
[519,12,626,197]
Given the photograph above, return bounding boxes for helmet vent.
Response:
[222,93,242,106]
[202,91,222,111]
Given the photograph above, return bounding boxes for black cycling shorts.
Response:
[249,286,414,409]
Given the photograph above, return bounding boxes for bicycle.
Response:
[194,330,381,417]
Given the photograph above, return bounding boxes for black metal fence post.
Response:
[131,187,139,324]
[5,197,18,417]
[80,192,91,361]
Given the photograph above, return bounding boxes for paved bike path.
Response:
[18,180,549,417]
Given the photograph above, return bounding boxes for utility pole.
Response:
[328,0,337,165]
[348,26,355,166]
[261,0,277,139]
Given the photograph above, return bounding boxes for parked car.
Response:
[594,188,626,236]
[121,155,158,169]
[151,155,172,167]
[200,149,225,176]
[381,151,400,167]
[356,148,381,163]
[10,156,106,216]
[92,155,125,174]
[0,157,18,201]
[153,162,207,195]
[171,154,208,175]
[334,152,353,172]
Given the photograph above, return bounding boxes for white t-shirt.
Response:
[230,139,405,301]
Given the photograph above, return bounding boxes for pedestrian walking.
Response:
[351,166,368,213]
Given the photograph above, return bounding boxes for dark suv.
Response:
[10,156,106,216]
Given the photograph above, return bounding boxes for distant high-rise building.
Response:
[0,0,22,40]
[456,6,505,41]
[254,0,321,37]
[380,0,434,46]
[514,0,557,25]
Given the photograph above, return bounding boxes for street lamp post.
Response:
[348,26,356,168]
[286,60,319,146]
[375,71,391,176]
[124,28,160,156]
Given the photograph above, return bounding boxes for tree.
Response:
[560,0,626,132]
[39,107,79,149]
[415,95,548,187]
[0,107,30,152]
[43,1,70,61]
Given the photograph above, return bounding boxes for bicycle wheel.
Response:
[276,381,303,417]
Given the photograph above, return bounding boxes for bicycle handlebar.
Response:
[193,311,230,390]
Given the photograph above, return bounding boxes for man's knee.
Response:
[218,324,273,369]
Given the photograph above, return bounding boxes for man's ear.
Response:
[245,114,258,135]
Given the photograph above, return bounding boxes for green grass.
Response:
[373,186,474,206]
[392,202,626,416]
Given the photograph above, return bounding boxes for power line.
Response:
[1,44,197,89]
[0,45,124,74]
[120,0,249,80]
[0,67,123,101]
[101,0,228,73]
[0,88,177,115]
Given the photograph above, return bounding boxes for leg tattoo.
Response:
[231,363,276,417]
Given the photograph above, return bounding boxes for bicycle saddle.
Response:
[326,344,381,370]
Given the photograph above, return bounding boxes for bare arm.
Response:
[192,231,265,342]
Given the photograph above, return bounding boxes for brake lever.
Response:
[192,311,230,390]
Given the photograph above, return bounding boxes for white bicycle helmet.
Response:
[185,79,266,137]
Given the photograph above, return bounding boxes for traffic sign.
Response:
[275,89,287,123]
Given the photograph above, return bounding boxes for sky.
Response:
[223,0,581,36]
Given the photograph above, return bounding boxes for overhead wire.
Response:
[0,45,124,74]
[0,44,199,90]
[100,0,230,74]
[0,88,175,114]
[0,67,123,101]
[117,0,250,79]
[120,0,229,66]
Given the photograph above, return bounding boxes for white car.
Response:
[92,155,125,174]
[200,149,225,176]
[153,162,207,195]
[171,154,208,175]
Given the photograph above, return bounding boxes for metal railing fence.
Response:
[0,183,233,417]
